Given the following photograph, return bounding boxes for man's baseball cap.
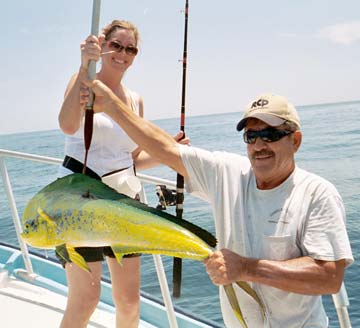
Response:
[236,93,301,131]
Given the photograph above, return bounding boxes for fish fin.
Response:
[37,207,57,228]
[111,245,145,265]
[236,281,266,319]
[110,246,124,265]
[66,246,91,273]
[55,244,70,263]
[223,284,248,328]
[111,246,124,265]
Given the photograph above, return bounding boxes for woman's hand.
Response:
[80,34,105,70]
[173,131,191,145]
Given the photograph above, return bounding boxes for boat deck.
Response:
[0,270,113,327]
[0,270,155,328]
[0,270,156,328]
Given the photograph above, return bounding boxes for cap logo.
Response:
[251,99,269,109]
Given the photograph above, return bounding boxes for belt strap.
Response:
[102,166,135,178]
[62,156,101,180]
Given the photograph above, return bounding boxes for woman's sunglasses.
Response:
[107,40,138,56]
[243,127,293,144]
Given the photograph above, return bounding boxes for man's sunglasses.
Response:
[107,40,138,56]
[243,127,293,144]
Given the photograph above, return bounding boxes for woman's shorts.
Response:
[55,245,140,268]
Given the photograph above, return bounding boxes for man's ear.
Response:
[293,130,302,152]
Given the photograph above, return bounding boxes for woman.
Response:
[58,20,186,328]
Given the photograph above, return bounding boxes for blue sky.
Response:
[2,0,360,134]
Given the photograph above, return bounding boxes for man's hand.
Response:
[204,249,245,285]
[81,79,120,114]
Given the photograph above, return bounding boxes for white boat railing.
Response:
[0,148,352,328]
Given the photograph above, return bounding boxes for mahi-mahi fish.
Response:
[21,173,265,327]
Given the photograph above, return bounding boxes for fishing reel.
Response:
[156,185,177,210]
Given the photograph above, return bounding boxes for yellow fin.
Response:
[66,246,90,273]
[37,207,56,228]
[55,244,70,263]
[111,246,126,265]
[223,284,248,328]
[236,281,266,319]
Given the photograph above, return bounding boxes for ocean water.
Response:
[0,101,359,327]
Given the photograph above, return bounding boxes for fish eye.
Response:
[25,219,36,229]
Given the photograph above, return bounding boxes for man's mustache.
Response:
[250,150,274,160]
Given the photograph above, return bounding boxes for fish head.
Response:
[21,207,57,248]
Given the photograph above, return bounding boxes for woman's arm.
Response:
[58,69,88,134]
[59,35,102,135]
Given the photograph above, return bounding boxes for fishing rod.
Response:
[83,0,101,173]
[173,0,189,299]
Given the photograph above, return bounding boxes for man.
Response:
[84,80,353,327]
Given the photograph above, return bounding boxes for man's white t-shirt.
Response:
[179,145,353,328]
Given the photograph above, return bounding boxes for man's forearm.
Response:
[244,256,345,295]
[205,250,345,295]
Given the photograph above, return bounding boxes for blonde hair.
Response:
[102,20,140,46]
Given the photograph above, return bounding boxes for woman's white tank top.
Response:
[59,89,140,177]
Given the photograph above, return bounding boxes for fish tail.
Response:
[236,281,266,319]
[223,284,248,328]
